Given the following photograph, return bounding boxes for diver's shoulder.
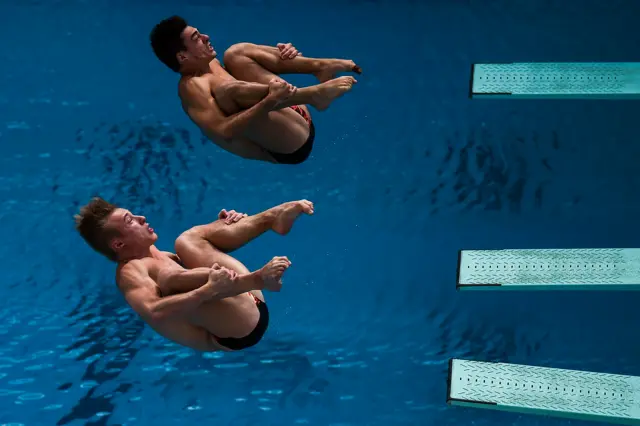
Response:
[179,74,211,100]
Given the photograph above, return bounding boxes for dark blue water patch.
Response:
[352,126,577,227]
[427,128,558,214]
[54,292,145,426]
[74,118,211,218]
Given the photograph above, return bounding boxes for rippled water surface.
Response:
[2,0,640,425]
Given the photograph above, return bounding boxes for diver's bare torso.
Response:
[115,247,262,351]
[178,59,311,161]
[203,58,235,83]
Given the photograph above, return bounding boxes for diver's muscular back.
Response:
[116,257,214,351]
[115,251,261,351]
[177,61,274,161]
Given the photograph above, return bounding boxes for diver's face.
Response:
[179,26,216,65]
[106,208,158,255]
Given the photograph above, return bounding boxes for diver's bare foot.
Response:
[259,256,291,292]
[272,200,314,235]
[314,60,361,83]
[310,77,357,111]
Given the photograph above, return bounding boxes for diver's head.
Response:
[150,16,216,74]
[75,197,158,262]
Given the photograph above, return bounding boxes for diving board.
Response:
[447,359,640,425]
[470,62,640,99]
[457,248,640,291]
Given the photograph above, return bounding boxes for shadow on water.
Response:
[153,338,329,411]
[56,288,145,426]
[74,118,212,218]
[428,128,563,215]
[356,124,578,226]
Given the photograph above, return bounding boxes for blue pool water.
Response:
[2,0,640,424]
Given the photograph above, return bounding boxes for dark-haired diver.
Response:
[150,16,361,164]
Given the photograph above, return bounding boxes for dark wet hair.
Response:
[150,16,189,72]
[74,197,121,262]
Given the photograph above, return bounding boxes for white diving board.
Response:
[447,359,640,425]
[457,248,640,291]
[470,62,640,99]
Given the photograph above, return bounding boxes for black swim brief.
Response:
[211,292,269,350]
[268,105,315,165]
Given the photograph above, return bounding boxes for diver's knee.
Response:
[174,229,201,257]
[223,43,255,65]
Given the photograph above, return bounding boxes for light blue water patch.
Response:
[17,393,45,401]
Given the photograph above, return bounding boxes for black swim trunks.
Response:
[268,105,315,165]
[211,292,269,350]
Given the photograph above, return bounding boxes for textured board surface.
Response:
[448,359,640,425]
[470,62,640,98]
[457,248,640,290]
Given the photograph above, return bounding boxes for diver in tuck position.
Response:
[74,197,314,351]
[149,15,361,164]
